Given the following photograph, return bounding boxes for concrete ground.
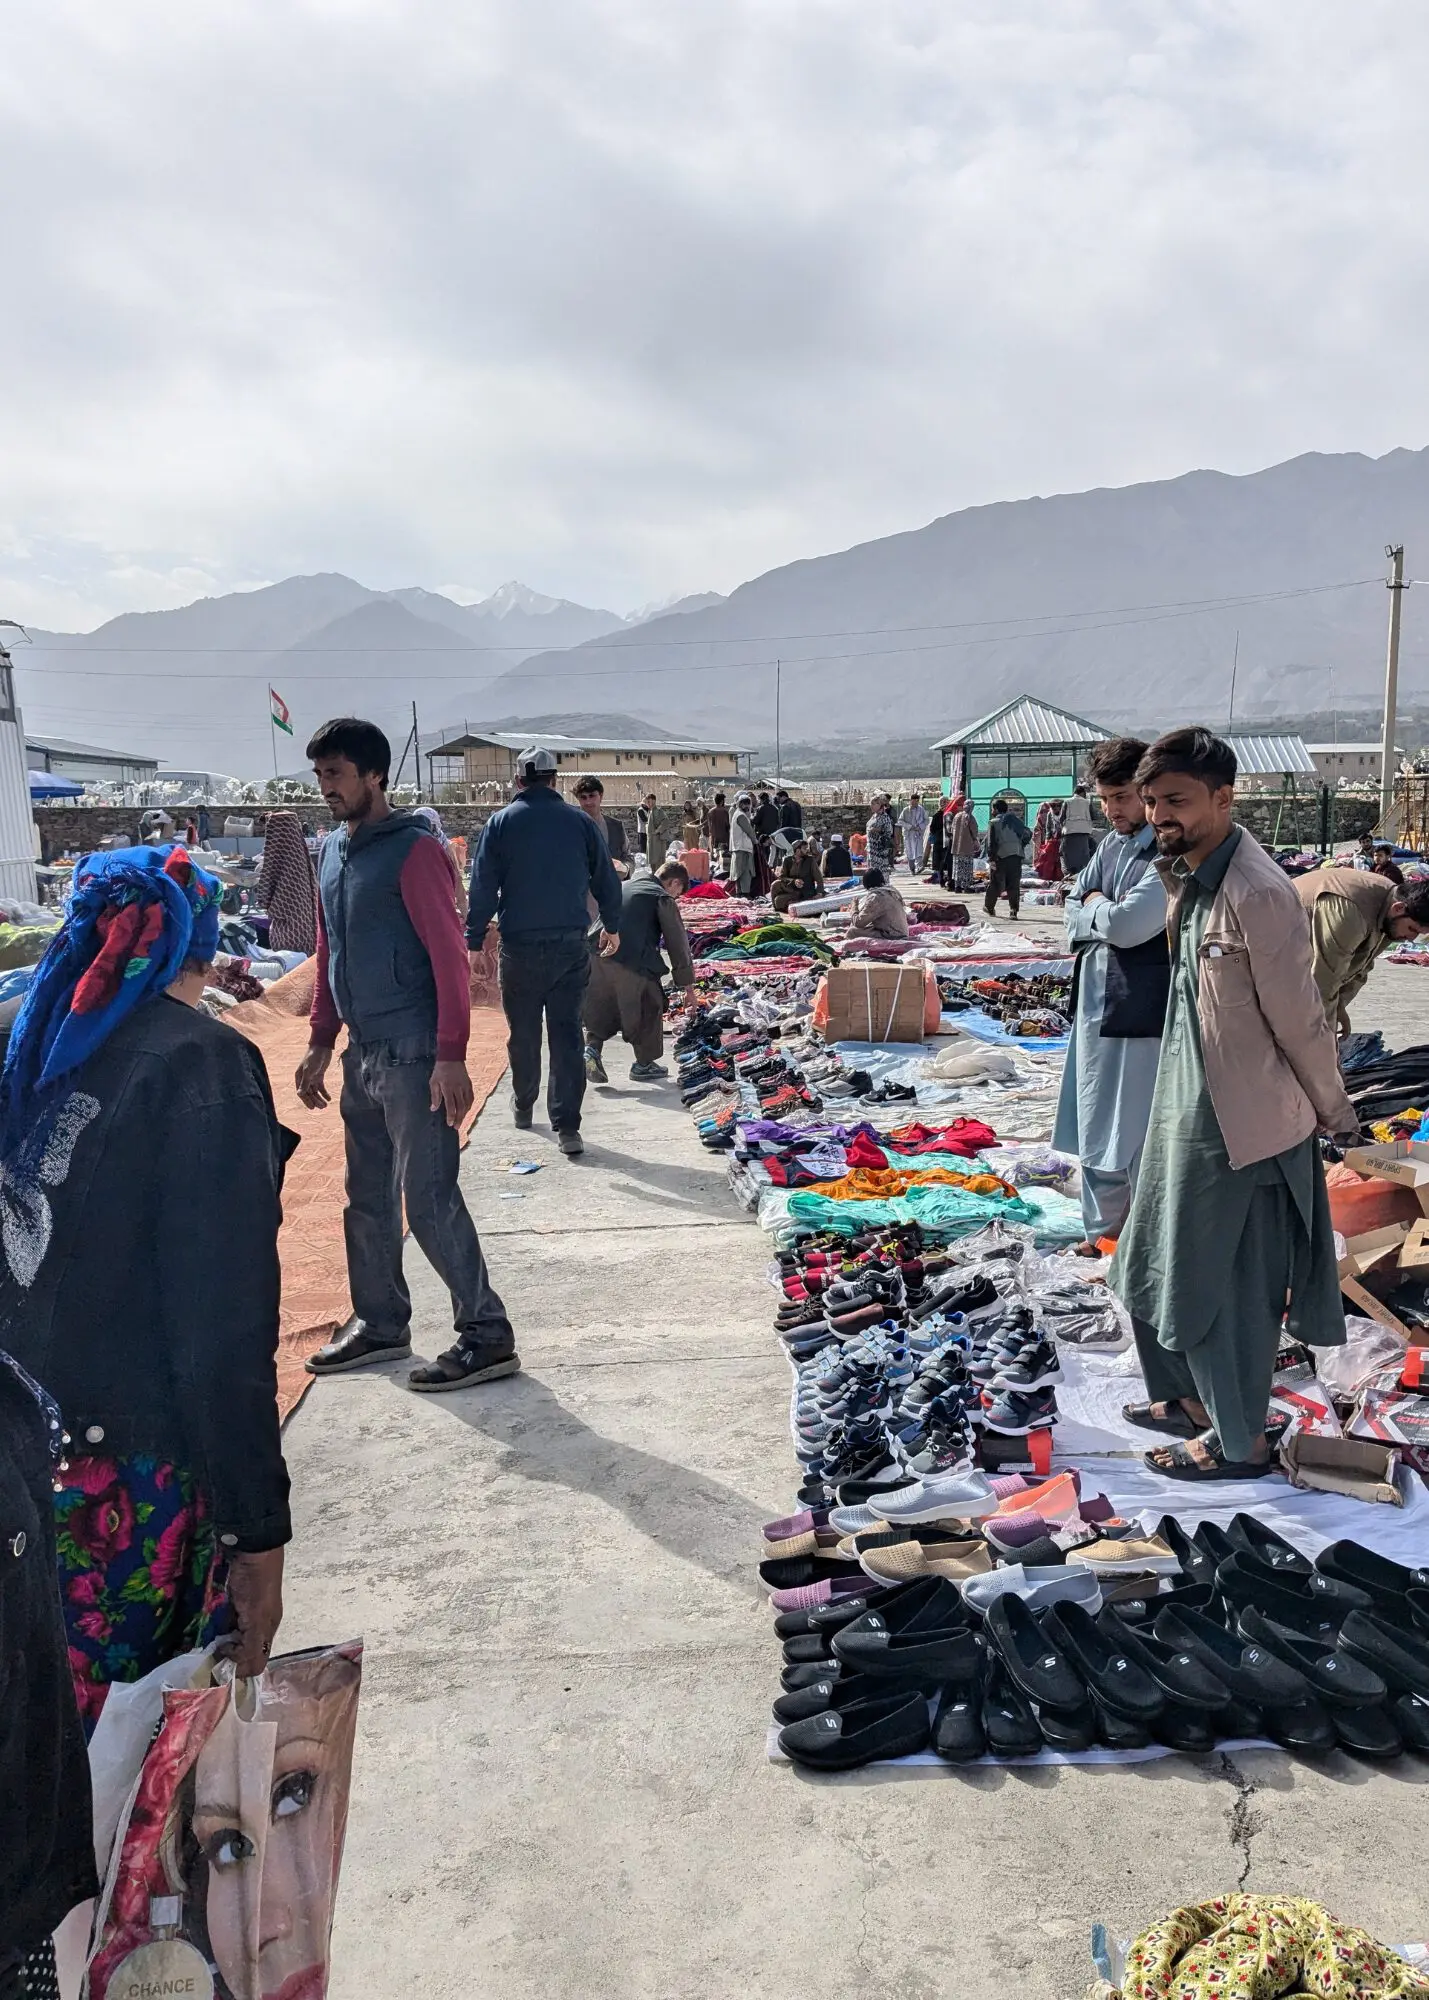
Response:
[279,934,1429,2000]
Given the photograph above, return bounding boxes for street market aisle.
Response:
[277,991,1429,2000]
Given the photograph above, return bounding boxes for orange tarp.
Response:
[223,958,509,1422]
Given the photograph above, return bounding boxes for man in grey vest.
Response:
[297,717,518,1392]
[584,861,695,1082]
[467,747,623,1156]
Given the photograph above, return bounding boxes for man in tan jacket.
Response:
[1109,728,1358,1482]
[1294,865,1429,1036]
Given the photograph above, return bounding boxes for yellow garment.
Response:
[1118,1895,1429,2000]
[804,1166,1014,1202]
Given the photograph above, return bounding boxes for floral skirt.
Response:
[53,1453,230,1734]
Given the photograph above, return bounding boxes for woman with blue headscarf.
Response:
[0,844,293,1730]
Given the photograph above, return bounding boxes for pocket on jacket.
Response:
[1197,935,1254,1007]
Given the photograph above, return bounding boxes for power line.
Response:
[7,577,1386,685]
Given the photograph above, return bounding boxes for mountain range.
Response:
[12,446,1429,777]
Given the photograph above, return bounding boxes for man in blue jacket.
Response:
[467,747,623,1156]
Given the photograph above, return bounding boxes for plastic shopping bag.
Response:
[88,1644,221,1879]
[87,1639,362,2000]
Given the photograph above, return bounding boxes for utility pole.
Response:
[1380,544,1407,827]
[411,699,422,802]
[1227,630,1240,732]
[774,658,782,782]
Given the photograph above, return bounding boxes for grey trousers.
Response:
[341,1037,513,1347]
[1080,1152,1141,1242]
[732,852,755,896]
[903,835,926,872]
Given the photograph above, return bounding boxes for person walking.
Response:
[1293,864,1429,1037]
[983,798,1029,918]
[706,791,731,875]
[947,796,979,892]
[635,792,658,856]
[864,795,895,876]
[898,793,929,875]
[297,717,519,1389]
[1059,783,1098,873]
[584,861,695,1082]
[730,791,759,897]
[572,775,631,877]
[0,843,291,1724]
[1051,739,1168,1255]
[256,807,320,954]
[465,745,623,1159]
[1111,728,1358,1480]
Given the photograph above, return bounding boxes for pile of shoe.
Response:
[763,1500,1429,1769]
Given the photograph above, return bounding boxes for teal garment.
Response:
[1110,828,1344,1457]
[784,1182,1041,1240]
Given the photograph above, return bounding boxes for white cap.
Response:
[516,746,558,777]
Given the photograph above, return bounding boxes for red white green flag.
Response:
[269,686,293,735]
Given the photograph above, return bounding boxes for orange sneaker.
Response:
[991,1470,1080,1523]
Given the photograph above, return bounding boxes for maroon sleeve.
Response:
[309,889,342,1049]
[400,837,471,1062]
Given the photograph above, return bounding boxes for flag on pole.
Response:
[269,686,293,735]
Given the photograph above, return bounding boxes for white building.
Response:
[1303,743,1399,785]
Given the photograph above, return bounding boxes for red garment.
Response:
[1034,838,1062,882]
[885,1118,997,1158]
[843,1132,890,1170]
[683,879,731,900]
[311,835,472,1061]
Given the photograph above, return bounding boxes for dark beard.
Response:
[1155,825,1191,854]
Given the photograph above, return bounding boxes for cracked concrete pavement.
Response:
[277,949,1429,1998]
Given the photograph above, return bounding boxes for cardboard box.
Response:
[1339,1274,1415,1340]
[1279,1432,1404,1505]
[1400,1218,1429,1271]
[822,962,928,1043]
[1343,1141,1429,1215]
[1337,1221,1412,1280]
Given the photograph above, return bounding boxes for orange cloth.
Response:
[804,1165,1015,1201]
[849,833,868,859]
[682,845,711,884]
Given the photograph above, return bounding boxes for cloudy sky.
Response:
[3,0,1427,632]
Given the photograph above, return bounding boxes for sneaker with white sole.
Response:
[960,1564,1103,1615]
[868,1465,997,1526]
[981,1386,1057,1434]
[989,1340,1063,1392]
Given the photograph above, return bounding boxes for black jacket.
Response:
[0,996,294,1552]
[754,800,780,837]
[0,1357,98,1953]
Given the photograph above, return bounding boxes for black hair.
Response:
[1401,880,1429,925]
[305,716,392,784]
[574,774,604,796]
[656,860,690,888]
[713,791,726,804]
[1087,736,1150,788]
[863,868,886,888]
[1134,726,1238,791]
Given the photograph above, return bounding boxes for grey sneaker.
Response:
[585,1046,609,1084]
[558,1129,584,1156]
[629,1061,669,1081]
[513,1100,534,1129]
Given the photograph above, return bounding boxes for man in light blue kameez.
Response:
[1052,737,1168,1254]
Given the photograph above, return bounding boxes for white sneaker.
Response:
[960,1564,1103,1615]
[867,1469,997,1525]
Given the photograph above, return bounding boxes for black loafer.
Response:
[1237,1607,1386,1709]
[1332,1703,1404,1760]
[1316,1541,1429,1611]
[773,1670,914,1724]
[778,1690,931,1769]
[1153,1604,1314,1708]
[984,1595,1086,1713]
[932,1654,988,1762]
[305,1318,412,1374]
[833,1578,974,1677]
[773,1592,891,1640]
[1260,1697,1337,1755]
[781,1633,833,1665]
[1153,1701,1220,1754]
[781,1658,845,1691]
[1192,1519,1237,1569]
[1043,1600,1164,1722]
[981,1654,1043,1758]
[1155,1515,1219,1589]
[1220,1694,1267,1740]
[759,1554,857,1590]
[1215,1556,1366,1637]
[1098,1608,1231,1711]
[1090,1686,1152,1749]
[1393,1692,1429,1752]
[1036,1699,1097,1751]
[1407,1588,1429,1643]
[1225,1512,1312,1577]
[1339,1610,1429,1700]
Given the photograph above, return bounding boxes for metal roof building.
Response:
[931,696,1115,812]
[1224,734,1317,779]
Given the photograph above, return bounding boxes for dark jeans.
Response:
[499,932,591,1133]
[341,1037,513,1349]
[984,854,1021,916]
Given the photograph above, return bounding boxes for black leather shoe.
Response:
[1153,1604,1314,1707]
[1339,1609,1429,1700]
[1098,1608,1231,1711]
[778,1689,931,1768]
[305,1318,412,1374]
[985,1594,1086,1713]
[981,1654,1043,1758]
[1225,1512,1312,1577]
[1332,1703,1404,1759]
[1317,1541,1429,1612]
[1237,1607,1386,1709]
[932,1654,988,1762]
[1044,1600,1164,1721]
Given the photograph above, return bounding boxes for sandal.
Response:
[1121,1399,1200,1439]
[1145,1436,1275,1482]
